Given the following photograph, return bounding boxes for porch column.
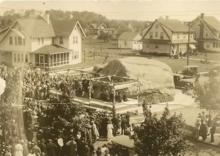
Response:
[112,85,116,117]
[88,79,93,102]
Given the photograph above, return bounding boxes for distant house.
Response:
[0,13,86,68]
[127,23,135,32]
[87,23,108,35]
[141,17,197,55]
[191,13,220,52]
[118,32,142,50]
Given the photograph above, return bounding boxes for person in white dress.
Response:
[107,121,113,141]
[14,140,23,156]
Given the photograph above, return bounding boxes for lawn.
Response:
[189,53,220,62]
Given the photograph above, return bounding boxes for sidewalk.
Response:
[182,57,219,63]
[197,133,220,147]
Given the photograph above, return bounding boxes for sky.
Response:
[0,0,220,21]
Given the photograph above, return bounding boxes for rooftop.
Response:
[118,32,140,40]
[202,16,220,32]
[17,19,55,37]
[51,19,78,37]
[32,44,72,54]
[158,19,194,33]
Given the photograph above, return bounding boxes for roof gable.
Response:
[118,32,140,40]
[203,16,220,31]
[17,19,55,37]
[157,19,193,33]
[51,20,77,37]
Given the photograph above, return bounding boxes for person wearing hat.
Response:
[39,139,46,156]
[66,136,77,156]
[32,142,41,156]
[46,139,57,156]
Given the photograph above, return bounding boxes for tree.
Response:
[132,105,187,156]
[97,32,112,42]
[37,100,90,139]
[189,73,220,114]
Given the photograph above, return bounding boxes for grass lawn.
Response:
[189,53,220,62]
[151,56,213,72]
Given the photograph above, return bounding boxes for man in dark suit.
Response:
[210,124,216,143]
[46,139,57,156]
[121,117,127,135]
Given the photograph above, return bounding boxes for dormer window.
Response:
[9,37,13,45]
[160,32,164,39]
[18,37,22,45]
[52,37,55,44]
[59,37,63,44]
[76,36,78,43]
[177,34,179,39]
[150,32,153,39]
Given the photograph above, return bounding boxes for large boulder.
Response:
[98,57,175,104]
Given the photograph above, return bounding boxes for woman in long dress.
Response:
[107,121,113,141]
[14,140,23,156]
[91,121,100,141]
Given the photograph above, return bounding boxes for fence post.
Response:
[120,45,122,58]
[84,50,86,62]
[93,47,95,60]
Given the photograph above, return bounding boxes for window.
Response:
[73,37,75,44]
[155,24,159,28]
[177,34,179,39]
[206,32,209,37]
[15,37,17,45]
[207,45,210,48]
[17,53,20,62]
[190,34,193,38]
[41,38,44,44]
[14,53,16,62]
[150,32,153,38]
[23,39,25,45]
[9,37,13,45]
[18,37,22,45]
[72,51,79,59]
[124,41,127,46]
[160,32,164,39]
[76,36,78,43]
[155,32,158,38]
[52,37,55,44]
[155,44,159,48]
[38,38,40,45]
[25,54,28,63]
[183,35,185,39]
[59,37,63,44]
[21,53,24,62]
[213,42,216,48]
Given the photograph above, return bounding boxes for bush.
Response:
[139,51,170,56]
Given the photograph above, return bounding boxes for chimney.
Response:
[201,13,204,19]
[166,16,169,20]
[43,13,50,24]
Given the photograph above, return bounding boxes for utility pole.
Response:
[187,23,191,65]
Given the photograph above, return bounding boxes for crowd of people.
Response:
[194,111,216,143]
[0,65,137,156]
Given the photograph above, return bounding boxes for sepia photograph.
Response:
[0,0,220,155]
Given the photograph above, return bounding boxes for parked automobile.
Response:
[173,73,194,89]
[178,65,198,77]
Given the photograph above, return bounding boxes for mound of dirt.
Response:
[99,57,175,104]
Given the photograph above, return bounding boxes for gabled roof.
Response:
[157,19,194,33]
[32,44,72,54]
[17,19,55,37]
[0,27,10,41]
[202,16,220,31]
[90,23,97,29]
[118,32,140,40]
[51,19,77,37]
